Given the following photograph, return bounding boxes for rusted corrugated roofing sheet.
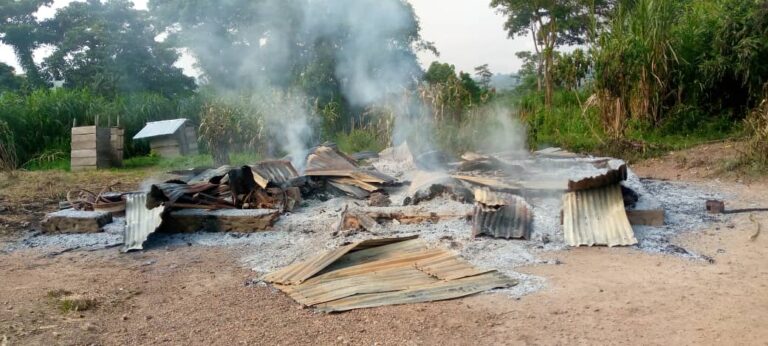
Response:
[304,146,357,174]
[264,236,516,312]
[414,251,494,280]
[122,193,165,252]
[472,189,533,240]
[263,236,420,285]
[454,175,567,192]
[563,184,637,247]
[147,182,218,208]
[250,160,299,188]
[187,165,232,184]
[314,272,512,313]
[568,160,627,191]
[304,145,395,184]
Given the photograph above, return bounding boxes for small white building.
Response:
[133,119,198,158]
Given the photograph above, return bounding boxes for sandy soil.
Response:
[1,146,767,345]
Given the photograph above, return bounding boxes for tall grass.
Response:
[0,89,202,167]
[592,0,681,137]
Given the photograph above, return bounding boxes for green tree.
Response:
[424,62,458,85]
[474,64,493,90]
[0,0,53,88]
[491,0,611,107]
[515,51,542,91]
[150,0,432,135]
[0,63,24,93]
[459,71,482,103]
[42,0,195,98]
[552,48,590,90]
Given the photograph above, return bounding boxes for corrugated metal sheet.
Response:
[133,119,188,139]
[263,236,419,285]
[314,271,513,313]
[328,180,370,199]
[304,145,395,184]
[304,146,357,174]
[563,184,637,247]
[122,193,165,252]
[472,190,533,240]
[454,175,567,192]
[264,236,516,312]
[187,165,232,184]
[148,182,218,207]
[414,251,494,280]
[250,160,299,188]
[568,160,627,191]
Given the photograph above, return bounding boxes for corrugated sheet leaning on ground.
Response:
[562,184,637,247]
[264,236,516,312]
[472,189,533,240]
[122,193,165,252]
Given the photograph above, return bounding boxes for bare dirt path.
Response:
[1,146,767,345]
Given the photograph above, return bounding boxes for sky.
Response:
[0,0,533,77]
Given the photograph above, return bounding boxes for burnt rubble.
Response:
[43,142,674,253]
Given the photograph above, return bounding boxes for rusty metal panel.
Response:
[122,193,164,252]
[250,160,299,188]
[187,165,232,184]
[264,236,516,312]
[568,160,627,191]
[472,190,533,240]
[147,182,218,207]
[304,145,395,184]
[454,175,567,192]
[314,271,515,313]
[414,251,493,280]
[263,236,419,285]
[304,146,358,174]
[563,184,637,247]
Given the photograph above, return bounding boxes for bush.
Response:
[336,128,388,154]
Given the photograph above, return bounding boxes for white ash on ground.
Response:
[2,155,733,299]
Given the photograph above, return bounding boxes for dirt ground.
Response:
[1,145,767,345]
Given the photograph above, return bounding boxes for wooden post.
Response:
[110,127,124,167]
[71,126,112,171]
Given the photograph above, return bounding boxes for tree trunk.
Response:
[544,48,554,108]
[14,47,45,88]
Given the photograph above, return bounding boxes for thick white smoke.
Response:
[178,0,425,162]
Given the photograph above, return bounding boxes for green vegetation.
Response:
[495,0,766,162]
[0,0,766,173]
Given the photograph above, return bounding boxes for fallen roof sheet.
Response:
[186,165,232,184]
[568,160,627,191]
[453,175,567,192]
[133,119,188,140]
[314,271,512,313]
[250,160,299,188]
[472,189,533,240]
[563,184,637,247]
[263,236,420,285]
[264,236,516,312]
[122,193,165,252]
[304,145,358,174]
[304,145,395,184]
